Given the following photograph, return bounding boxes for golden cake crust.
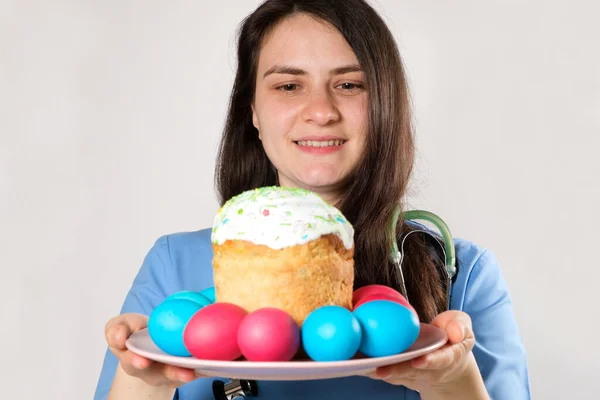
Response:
[212,234,354,327]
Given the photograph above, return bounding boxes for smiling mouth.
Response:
[294,139,347,147]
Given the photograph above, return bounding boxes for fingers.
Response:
[431,311,471,335]
[130,353,153,369]
[105,313,149,350]
[431,311,474,347]
[412,333,474,370]
[105,313,154,377]
[362,312,477,388]
[118,351,198,385]
[118,351,153,378]
[161,364,199,383]
[411,312,474,370]
[374,361,413,380]
[412,345,455,370]
[150,363,200,386]
[105,313,203,388]
[443,319,465,345]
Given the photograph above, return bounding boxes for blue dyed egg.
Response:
[301,305,362,361]
[148,299,203,356]
[353,300,420,358]
[165,291,212,307]
[199,287,216,303]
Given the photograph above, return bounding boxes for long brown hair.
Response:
[214,0,446,322]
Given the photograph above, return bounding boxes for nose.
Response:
[301,89,340,125]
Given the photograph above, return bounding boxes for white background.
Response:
[1,0,599,398]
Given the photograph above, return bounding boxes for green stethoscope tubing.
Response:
[389,207,457,310]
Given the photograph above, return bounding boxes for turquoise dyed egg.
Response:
[199,287,216,303]
[353,300,420,358]
[148,299,203,356]
[165,291,212,307]
[301,305,362,361]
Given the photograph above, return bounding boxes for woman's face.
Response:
[252,13,368,203]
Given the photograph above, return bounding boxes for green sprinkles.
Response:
[211,186,354,249]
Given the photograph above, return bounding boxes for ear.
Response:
[251,104,261,139]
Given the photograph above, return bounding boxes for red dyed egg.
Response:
[237,308,300,361]
[183,303,248,360]
[352,284,404,306]
[353,293,418,319]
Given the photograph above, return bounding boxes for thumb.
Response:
[105,313,149,350]
[431,311,472,345]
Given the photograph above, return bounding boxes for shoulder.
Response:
[450,236,506,311]
[451,239,510,314]
[157,227,213,257]
[453,236,495,284]
[146,228,215,292]
[403,220,503,308]
[451,239,531,398]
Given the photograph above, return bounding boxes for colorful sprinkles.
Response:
[211,186,354,250]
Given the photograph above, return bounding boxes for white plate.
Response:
[126,323,447,381]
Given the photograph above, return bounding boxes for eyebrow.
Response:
[262,64,363,78]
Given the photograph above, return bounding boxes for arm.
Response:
[108,364,176,400]
[94,236,179,400]
[364,245,531,399]
[460,249,531,399]
[402,248,530,400]
[419,353,489,400]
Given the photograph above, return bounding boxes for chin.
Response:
[297,173,345,192]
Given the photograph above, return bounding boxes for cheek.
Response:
[258,100,299,140]
[345,98,369,138]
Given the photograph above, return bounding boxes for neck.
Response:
[277,178,341,207]
[312,190,340,206]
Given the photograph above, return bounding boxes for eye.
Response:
[337,82,365,91]
[277,83,299,92]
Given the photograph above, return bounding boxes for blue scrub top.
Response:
[93,228,531,399]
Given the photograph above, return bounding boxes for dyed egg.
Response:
[353,300,420,358]
[353,293,418,319]
[352,284,404,307]
[237,308,300,361]
[165,291,212,307]
[301,305,362,362]
[183,303,247,360]
[199,286,216,303]
[148,299,203,356]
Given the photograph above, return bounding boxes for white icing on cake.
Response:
[211,186,354,250]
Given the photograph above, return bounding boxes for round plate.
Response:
[126,323,447,381]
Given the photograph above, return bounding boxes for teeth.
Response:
[296,140,345,147]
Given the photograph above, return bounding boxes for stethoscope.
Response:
[211,209,457,400]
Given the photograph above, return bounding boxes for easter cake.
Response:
[211,186,355,327]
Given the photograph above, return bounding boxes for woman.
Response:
[95,1,531,399]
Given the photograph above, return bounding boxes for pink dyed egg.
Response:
[237,308,300,361]
[352,284,404,306]
[353,293,419,320]
[183,303,248,361]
